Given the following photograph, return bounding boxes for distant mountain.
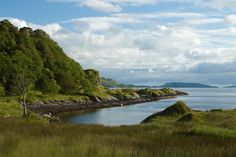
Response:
[224,86,236,88]
[160,82,218,88]
[101,77,150,88]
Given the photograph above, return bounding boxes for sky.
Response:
[1,0,236,86]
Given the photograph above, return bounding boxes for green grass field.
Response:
[0,100,236,157]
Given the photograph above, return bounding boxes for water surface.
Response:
[62,88,236,126]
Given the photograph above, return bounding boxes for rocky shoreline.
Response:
[28,90,188,115]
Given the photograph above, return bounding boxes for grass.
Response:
[0,117,236,157]
[0,97,22,117]
[1,98,236,157]
[27,91,90,103]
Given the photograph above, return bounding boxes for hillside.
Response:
[0,20,100,96]
[160,82,218,88]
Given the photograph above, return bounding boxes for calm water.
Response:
[62,88,236,126]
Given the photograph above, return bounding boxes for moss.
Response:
[142,101,191,123]
[160,88,177,95]
[107,89,139,100]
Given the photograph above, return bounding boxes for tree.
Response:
[35,68,60,94]
[0,85,5,96]
[10,52,40,116]
[83,69,100,96]
[0,20,101,98]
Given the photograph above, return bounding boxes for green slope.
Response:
[0,20,100,96]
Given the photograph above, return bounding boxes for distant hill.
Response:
[224,86,236,88]
[160,82,218,88]
[101,77,149,88]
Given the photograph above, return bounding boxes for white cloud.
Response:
[0,17,62,36]
[225,14,236,25]
[79,0,122,12]
[47,0,122,12]
[183,18,223,25]
[28,23,62,35]
[49,12,236,73]
[0,17,28,28]
[201,0,236,9]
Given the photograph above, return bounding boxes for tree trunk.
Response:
[23,94,27,116]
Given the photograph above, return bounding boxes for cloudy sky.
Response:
[1,0,236,86]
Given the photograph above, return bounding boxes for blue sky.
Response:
[1,0,236,86]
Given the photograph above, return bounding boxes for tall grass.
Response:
[0,117,236,157]
[1,100,236,157]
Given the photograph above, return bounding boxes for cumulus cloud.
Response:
[225,14,236,25]
[28,23,62,35]
[0,17,28,28]
[45,12,236,74]
[0,17,62,36]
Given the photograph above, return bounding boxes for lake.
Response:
[62,88,236,126]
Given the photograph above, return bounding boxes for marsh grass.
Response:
[1,101,236,157]
[0,116,235,157]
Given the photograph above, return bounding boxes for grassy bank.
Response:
[0,101,236,157]
[0,117,236,157]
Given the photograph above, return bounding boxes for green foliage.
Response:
[160,88,177,95]
[0,20,100,96]
[108,89,139,100]
[82,69,100,96]
[7,51,41,95]
[35,69,60,94]
[136,88,152,96]
[0,85,5,96]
